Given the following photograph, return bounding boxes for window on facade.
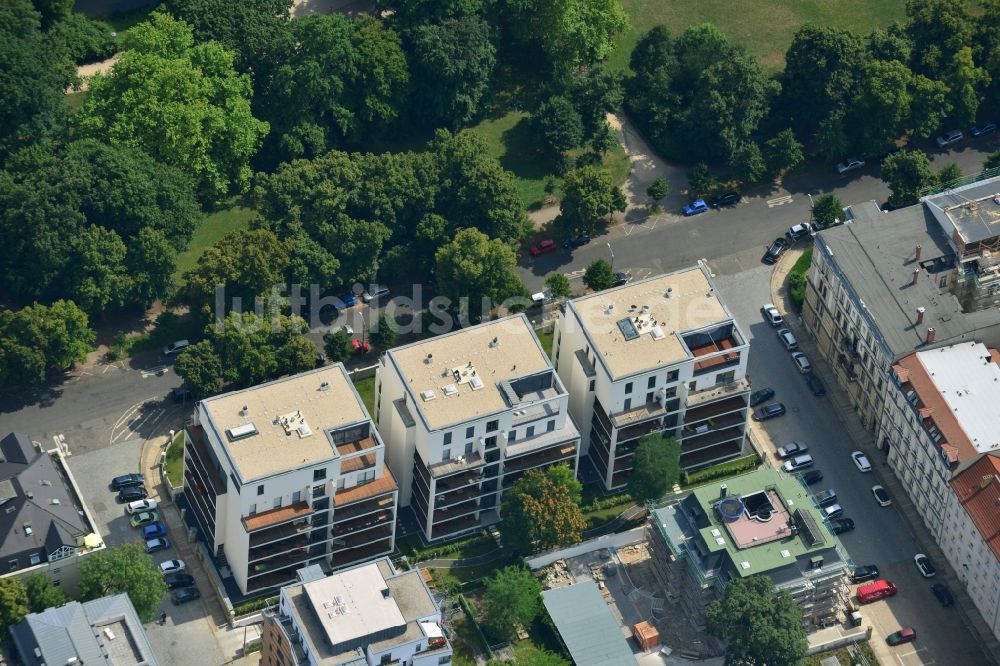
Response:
[8,560,17,572]
[667,370,679,382]
[444,432,452,446]
[248,504,257,515]
[443,448,451,461]
[688,381,696,391]
[466,426,475,439]
[29,554,40,566]
[257,484,265,496]
[625,382,633,394]
[292,490,301,503]
[588,379,595,391]
[647,376,656,389]
[486,420,499,432]
[547,420,555,432]
[508,432,516,442]
[380,655,392,665]
[526,426,534,437]
[646,392,654,404]
[623,398,631,411]
[465,441,474,455]
[337,478,346,490]
[312,484,326,498]
[313,468,326,482]
[273,497,282,509]
[717,370,736,385]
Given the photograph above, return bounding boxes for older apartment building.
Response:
[553,264,751,491]
[183,365,397,597]
[375,315,580,543]
[803,179,1000,442]
[942,453,1000,642]
[260,559,451,666]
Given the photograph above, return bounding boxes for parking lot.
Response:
[714,266,989,666]
[68,438,151,549]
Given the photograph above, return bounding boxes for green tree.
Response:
[732,142,766,184]
[545,463,582,505]
[811,194,843,229]
[533,96,585,162]
[847,59,912,155]
[646,176,669,201]
[985,150,1000,170]
[909,73,952,139]
[502,468,586,555]
[764,130,804,177]
[47,13,118,65]
[323,329,353,364]
[278,335,319,375]
[627,434,681,503]
[175,340,223,397]
[567,64,624,137]
[77,12,268,199]
[78,543,168,622]
[407,16,496,128]
[504,0,628,68]
[937,162,962,185]
[882,150,938,207]
[686,163,715,198]
[583,258,615,291]
[482,566,543,641]
[435,228,529,322]
[905,0,972,80]
[0,301,95,387]
[945,46,988,127]
[371,312,398,349]
[0,577,29,642]
[544,273,572,300]
[25,573,67,613]
[555,165,626,236]
[706,576,807,666]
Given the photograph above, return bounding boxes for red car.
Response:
[530,240,557,256]
[352,339,370,354]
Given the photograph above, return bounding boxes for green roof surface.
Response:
[541,582,638,666]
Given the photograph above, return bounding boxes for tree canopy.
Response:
[583,258,615,291]
[628,434,681,503]
[25,573,67,613]
[0,577,30,642]
[501,467,585,555]
[881,149,938,207]
[78,544,169,622]
[555,165,626,236]
[811,194,843,228]
[706,576,807,666]
[0,301,94,387]
[435,228,529,322]
[503,0,628,68]
[482,566,543,640]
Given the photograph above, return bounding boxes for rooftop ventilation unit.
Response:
[39,480,51,487]
[319,382,331,392]
[470,375,485,391]
[420,390,436,402]
[650,326,665,341]
[50,499,60,505]
[488,337,500,348]
[424,353,434,364]
[442,384,458,397]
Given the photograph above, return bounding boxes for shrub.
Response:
[52,13,117,65]
[788,247,813,311]
[682,454,761,486]
[232,595,279,616]
[583,493,633,512]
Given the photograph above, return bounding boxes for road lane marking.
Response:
[767,195,793,207]
[141,366,170,378]
[565,269,586,280]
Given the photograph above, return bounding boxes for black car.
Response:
[111,474,145,490]
[164,573,195,590]
[710,191,741,208]
[752,403,786,421]
[749,387,775,407]
[117,486,148,503]
[762,237,790,265]
[613,271,631,287]
[805,373,826,397]
[169,387,193,403]
[800,470,824,485]
[171,586,201,605]
[562,234,591,249]
[851,565,880,583]
[931,583,954,608]
[830,518,855,534]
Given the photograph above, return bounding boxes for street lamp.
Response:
[607,242,614,271]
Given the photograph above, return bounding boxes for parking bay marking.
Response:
[767,195,793,208]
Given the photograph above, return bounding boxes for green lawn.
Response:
[173,201,255,283]
[164,432,184,487]
[353,376,376,415]
[450,616,484,666]
[536,326,554,358]
[609,0,907,73]
[583,499,635,531]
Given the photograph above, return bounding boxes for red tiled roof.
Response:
[950,454,1000,561]
[897,353,978,462]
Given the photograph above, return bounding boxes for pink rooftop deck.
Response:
[723,489,793,549]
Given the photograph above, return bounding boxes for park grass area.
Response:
[582,498,634,531]
[609,0,907,73]
[164,431,184,487]
[450,615,484,666]
[172,201,255,282]
[353,375,376,414]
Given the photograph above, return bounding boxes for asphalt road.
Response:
[519,135,1000,291]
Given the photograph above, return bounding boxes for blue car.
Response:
[141,523,167,540]
[683,200,709,216]
[971,122,997,137]
[340,292,357,308]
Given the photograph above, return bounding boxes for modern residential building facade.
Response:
[259,558,451,666]
[183,365,398,597]
[648,469,851,631]
[375,314,580,543]
[553,264,751,491]
[942,453,1000,642]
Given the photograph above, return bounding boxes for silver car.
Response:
[836,157,865,174]
[791,352,812,374]
[935,130,964,148]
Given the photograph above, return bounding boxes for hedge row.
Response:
[583,493,633,512]
[788,247,813,311]
[232,595,279,617]
[682,454,761,487]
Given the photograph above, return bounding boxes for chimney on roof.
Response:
[915,244,922,261]
[916,307,925,325]
[912,269,920,285]
[926,327,936,344]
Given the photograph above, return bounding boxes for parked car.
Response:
[871,485,892,507]
[169,387,192,403]
[749,387,775,407]
[171,586,201,605]
[164,573,195,590]
[830,518,855,534]
[813,488,838,507]
[125,499,157,515]
[362,284,389,303]
[761,304,783,326]
[562,234,591,249]
[683,199,709,216]
[791,352,812,374]
[800,470,824,485]
[762,237,790,264]
[805,373,826,397]
[141,523,167,540]
[710,191,741,208]
[851,451,872,472]
[836,157,865,174]
[931,583,954,608]
[159,560,186,575]
[129,511,159,528]
[339,292,357,308]
[777,442,809,459]
[162,340,190,356]
[823,503,844,519]
[887,628,917,646]
[782,454,814,473]
[914,553,936,578]
[144,537,170,553]
[753,403,787,421]
[971,122,997,138]
[857,579,896,603]
[613,271,631,287]
[777,328,798,350]
[787,222,813,241]
[110,473,144,490]
[117,487,148,503]
[851,565,880,583]
[936,129,964,147]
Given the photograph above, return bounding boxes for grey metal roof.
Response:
[9,593,159,666]
[924,178,1000,244]
[0,432,92,565]
[542,582,639,666]
[815,201,1000,360]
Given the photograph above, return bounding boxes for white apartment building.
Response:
[260,559,451,666]
[375,314,580,543]
[942,453,1000,642]
[553,264,751,491]
[183,365,398,597]
[881,342,1000,539]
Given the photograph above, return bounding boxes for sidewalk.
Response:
[768,249,1000,665]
